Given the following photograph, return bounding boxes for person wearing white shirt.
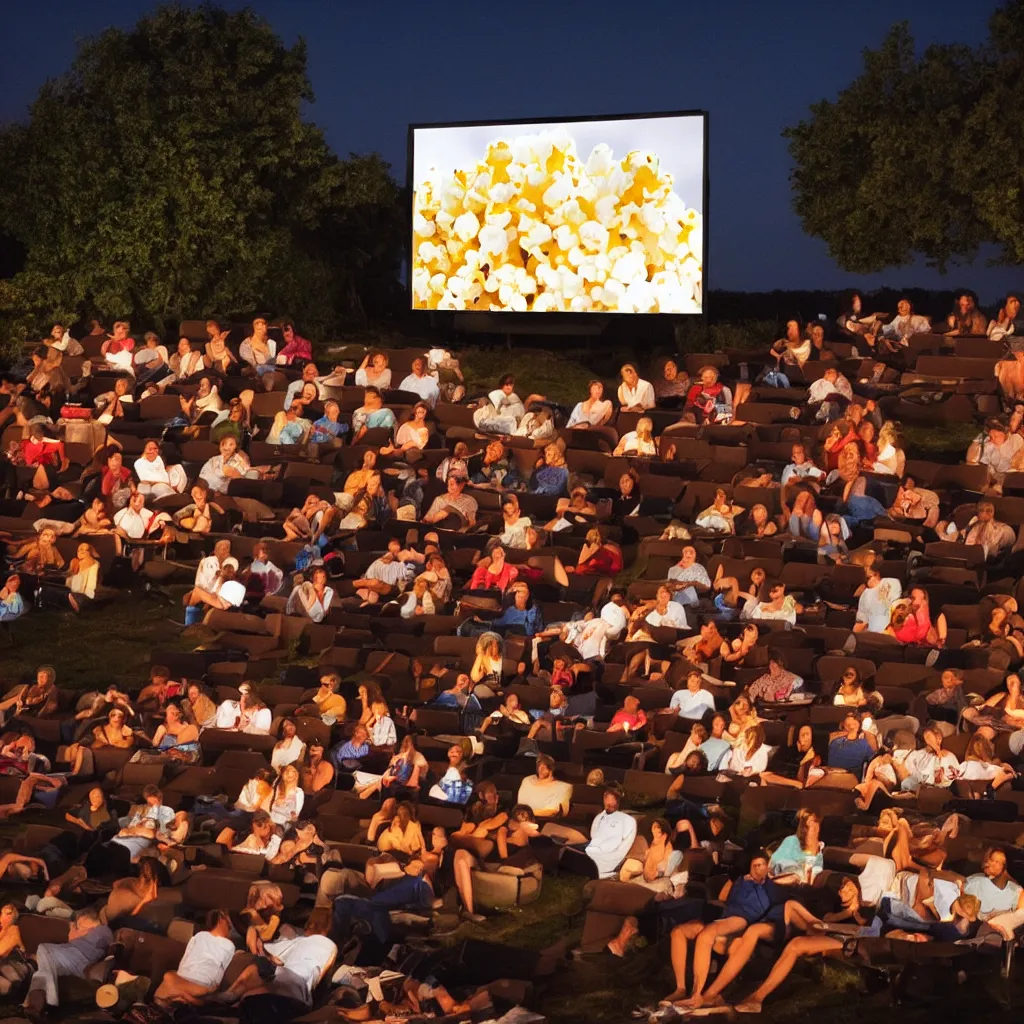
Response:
[220,811,282,858]
[644,586,688,629]
[369,711,398,748]
[963,849,1024,938]
[284,364,325,408]
[570,616,612,661]
[154,911,236,1007]
[258,933,338,1007]
[134,440,187,499]
[399,356,441,407]
[666,546,711,607]
[854,569,901,634]
[585,790,638,878]
[780,443,825,488]
[728,727,771,776]
[113,492,171,541]
[670,673,716,720]
[880,298,931,345]
[183,563,245,625]
[899,726,959,791]
[194,540,236,591]
[286,567,335,623]
[271,726,307,770]
[599,592,629,640]
[617,363,655,411]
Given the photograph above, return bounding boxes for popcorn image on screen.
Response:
[412,129,703,313]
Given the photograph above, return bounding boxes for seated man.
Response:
[182,561,246,625]
[24,908,112,1014]
[854,566,901,634]
[399,355,441,407]
[889,474,940,529]
[664,849,784,1008]
[516,755,573,819]
[216,809,282,859]
[213,682,272,734]
[966,418,1024,489]
[740,580,800,626]
[352,537,415,604]
[805,369,852,423]
[964,847,1024,939]
[938,500,1016,560]
[154,909,236,1008]
[96,784,175,872]
[666,546,712,608]
[422,475,478,530]
[351,386,396,442]
[584,788,637,879]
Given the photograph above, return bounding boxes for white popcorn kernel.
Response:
[429,272,447,295]
[542,173,572,208]
[611,250,646,285]
[413,213,435,238]
[578,221,609,253]
[585,144,615,177]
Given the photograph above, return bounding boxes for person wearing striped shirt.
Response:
[353,538,414,604]
[423,476,478,530]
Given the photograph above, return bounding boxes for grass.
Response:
[1,586,194,693]
[902,421,979,457]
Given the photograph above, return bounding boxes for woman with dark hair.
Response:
[946,290,987,336]
[837,291,882,352]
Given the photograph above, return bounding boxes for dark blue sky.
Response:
[1,0,1018,300]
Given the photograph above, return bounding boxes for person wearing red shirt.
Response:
[276,321,313,365]
[608,695,648,734]
[468,542,519,593]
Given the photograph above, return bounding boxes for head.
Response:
[142,784,163,808]
[251,810,274,840]
[620,363,639,385]
[700,365,719,387]
[982,847,1008,880]
[219,435,238,459]
[748,850,770,882]
[710,713,727,738]
[536,754,555,780]
[796,808,821,850]
[602,788,621,813]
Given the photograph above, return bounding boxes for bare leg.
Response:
[699,922,775,1005]
[663,919,704,1003]
[453,848,477,915]
[736,936,843,1012]
[683,916,748,1004]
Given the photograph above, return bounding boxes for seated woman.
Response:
[479,692,531,735]
[989,292,1022,343]
[962,671,1024,730]
[747,651,804,704]
[271,718,306,771]
[566,528,623,576]
[529,443,569,496]
[836,460,888,529]
[349,349,390,391]
[617,363,656,412]
[299,740,335,797]
[267,400,312,445]
[15,424,69,501]
[429,744,474,805]
[37,541,101,614]
[695,488,743,534]
[473,374,535,434]
[609,471,642,519]
[351,388,397,444]
[309,398,348,446]
[766,319,811,385]
[760,724,822,790]
[199,436,275,495]
[135,702,200,764]
[872,421,905,476]
[370,799,426,859]
[566,380,614,428]
[204,328,237,374]
[268,764,305,832]
[744,503,778,538]
[612,416,657,457]
[94,376,134,426]
[64,704,135,773]
[286,566,336,623]
[469,440,521,491]
[832,667,874,709]
[13,525,65,579]
[887,588,947,648]
[282,492,331,543]
[354,733,427,800]
[619,818,682,892]
[101,856,161,928]
[889,474,940,529]
[685,365,732,425]
[787,488,822,542]
[727,724,770,777]
[836,291,883,351]
[956,733,1016,789]
[654,358,691,404]
[816,513,849,564]
[382,401,431,459]
[0,665,59,724]
[768,809,823,884]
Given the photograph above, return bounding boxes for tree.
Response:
[783,0,1024,273]
[0,2,404,350]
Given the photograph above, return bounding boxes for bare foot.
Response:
[660,989,687,1006]
[735,1002,762,1014]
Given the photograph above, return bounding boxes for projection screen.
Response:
[409,111,706,314]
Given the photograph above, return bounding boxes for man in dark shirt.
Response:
[664,850,783,1007]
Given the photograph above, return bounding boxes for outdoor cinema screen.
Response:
[409,111,706,314]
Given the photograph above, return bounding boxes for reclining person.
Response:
[23,908,112,1015]
[154,909,236,1008]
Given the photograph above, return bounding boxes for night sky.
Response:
[1,0,1019,301]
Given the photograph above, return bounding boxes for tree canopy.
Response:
[784,0,1024,274]
[0,2,404,347]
